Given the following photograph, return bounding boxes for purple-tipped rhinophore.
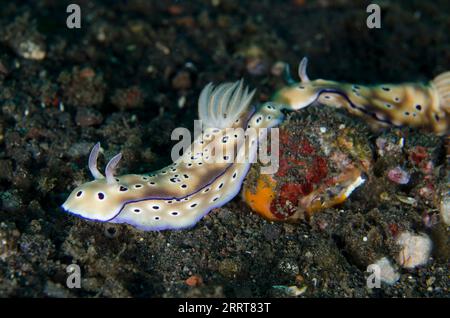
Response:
[283,63,296,85]
[105,152,122,184]
[89,142,104,180]
[298,57,309,82]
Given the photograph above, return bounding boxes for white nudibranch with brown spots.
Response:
[273,57,450,135]
[62,80,284,231]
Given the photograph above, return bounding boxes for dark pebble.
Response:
[0,159,13,182]
[75,108,104,127]
[171,71,192,90]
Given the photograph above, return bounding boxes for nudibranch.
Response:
[273,57,450,135]
[62,80,284,231]
[269,57,449,224]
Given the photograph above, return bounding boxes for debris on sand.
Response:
[371,257,400,285]
[396,231,432,269]
[243,116,370,221]
[387,166,410,185]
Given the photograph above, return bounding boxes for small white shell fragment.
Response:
[17,40,46,60]
[178,95,186,108]
[155,41,170,55]
[272,285,307,296]
[396,231,432,269]
[440,196,450,225]
[372,257,400,285]
[396,195,417,205]
[146,65,156,74]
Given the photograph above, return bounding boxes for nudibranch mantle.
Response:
[273,57,450,135]
[62,80,284,231]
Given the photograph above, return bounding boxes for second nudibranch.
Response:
[62,80,284,231]
[273,58,450,135]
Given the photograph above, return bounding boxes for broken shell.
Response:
[441,195,450,225]
[15,39,46,60]
[396,195,417,206]
[370,257,400,285]
[243,118,370,221]
[396,231,432,269]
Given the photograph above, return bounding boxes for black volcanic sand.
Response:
[0,0,448,297]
